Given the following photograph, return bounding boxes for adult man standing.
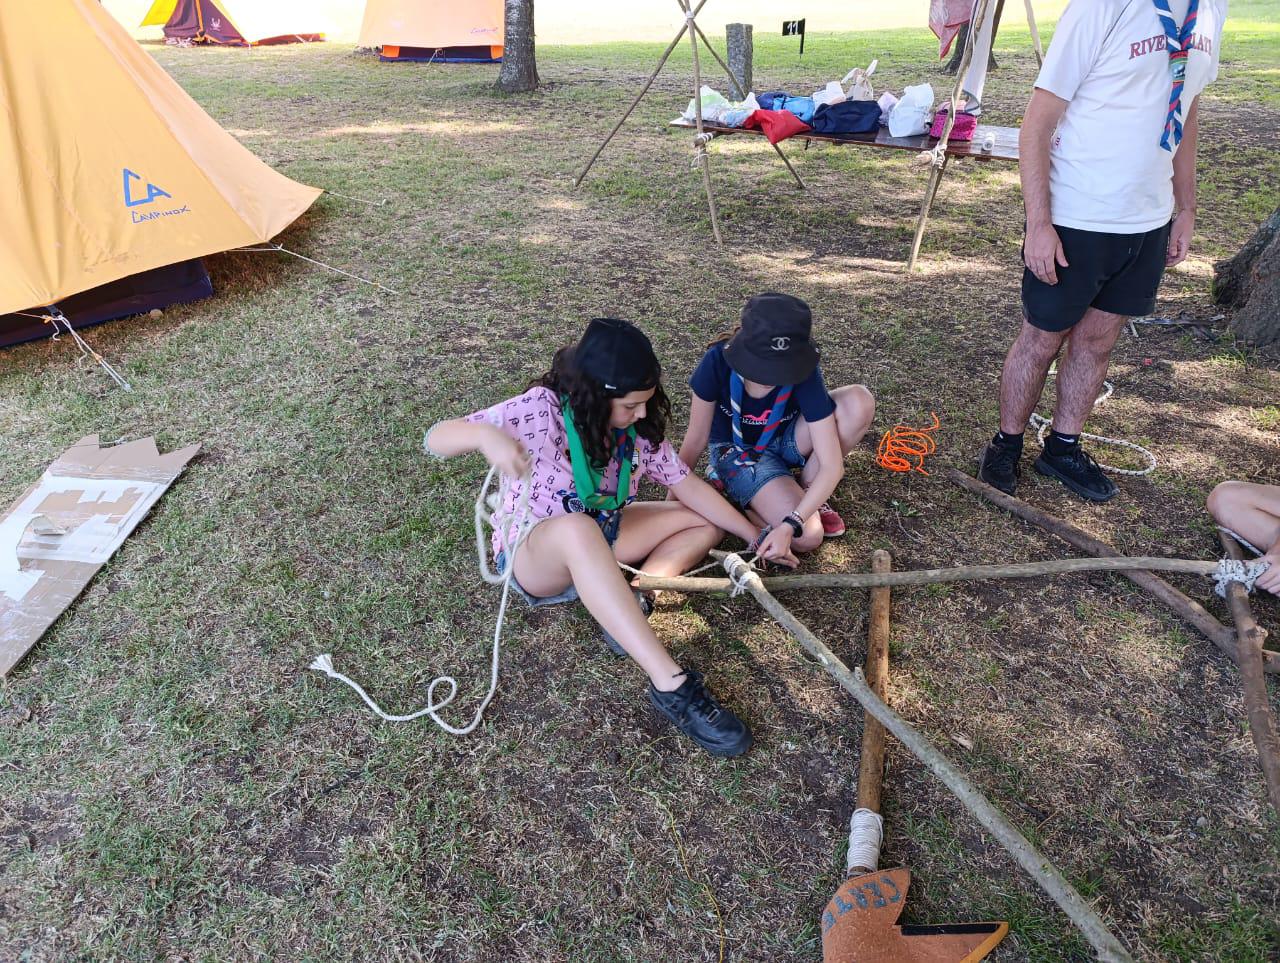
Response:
[978,0,1225,501]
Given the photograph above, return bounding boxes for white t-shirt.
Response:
[1035,0,1224,233]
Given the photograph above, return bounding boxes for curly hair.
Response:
[533,346,671,469]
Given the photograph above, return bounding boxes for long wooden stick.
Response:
[679,0,724,245]
[1024,0,1045,66]
[633,554,1223,595]
[720,553,1136,962]
[1218,533,1280,812]
[946,469,1280,674]
[848,549,891,877]
[572,0,710,187]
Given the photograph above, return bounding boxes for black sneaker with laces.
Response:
[1034,444,1118,502]
[977,441,1022,495]
[600,590,655,657]
[648,669,753,757]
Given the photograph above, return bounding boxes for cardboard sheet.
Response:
[0,435,199,675]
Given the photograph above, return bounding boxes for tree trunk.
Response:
[1214,206,1280,350]
[495,0,538,94]
[945,0,1005,74]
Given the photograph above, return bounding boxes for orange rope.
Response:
[876,413,940,474]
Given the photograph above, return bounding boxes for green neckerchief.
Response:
[561,395,636,512]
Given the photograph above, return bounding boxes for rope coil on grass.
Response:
[876,413,940,474]
[1029,381,1157,477]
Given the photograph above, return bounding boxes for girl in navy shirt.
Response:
[677,293,875,559]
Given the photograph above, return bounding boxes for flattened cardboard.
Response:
[0,435,200,675]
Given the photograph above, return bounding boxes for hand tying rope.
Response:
[876,413,940,474]
[1213,557,1272,598]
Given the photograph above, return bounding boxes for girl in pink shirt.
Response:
[426,318,793,756]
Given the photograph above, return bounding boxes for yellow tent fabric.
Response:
[139,0,332,44]
[0,0,321,316]
[358,0,503,50]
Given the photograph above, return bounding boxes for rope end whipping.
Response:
[846,807,885,874]
[309,653,336,676]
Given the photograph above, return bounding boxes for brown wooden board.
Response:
[670,118,1020,162]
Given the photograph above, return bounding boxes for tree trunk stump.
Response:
[496,0,539,94]
[726,23,753,95]
[1214,206,1280,350]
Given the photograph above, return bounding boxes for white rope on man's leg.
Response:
[310,465,533,735]
[1028,381,1157,477]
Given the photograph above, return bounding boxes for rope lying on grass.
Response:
[875,413,940,474]
[1029,381,1157,477]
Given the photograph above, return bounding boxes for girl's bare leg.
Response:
[510,512,686,690]
[793,383,876,486]
[612,501,722,578]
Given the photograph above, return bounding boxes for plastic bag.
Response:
[682,85,730,121]
[888,82,934,137]
[877,91,899,126]
[812,81,846,108]
[841,59,878,101]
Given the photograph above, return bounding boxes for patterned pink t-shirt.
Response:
[465,386,690,554]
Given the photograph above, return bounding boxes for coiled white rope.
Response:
[845,808,884,874]
[1028,381,1157,477]
[1213,557,1272,599]
[310,463,533,734]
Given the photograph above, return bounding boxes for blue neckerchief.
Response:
[728,371,793,467]
[1151,0,1200,151]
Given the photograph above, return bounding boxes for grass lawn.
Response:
[2,6,1278,961]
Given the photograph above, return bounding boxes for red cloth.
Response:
[745,109,812,145]
[930,108,977,141]
[929,0,973,58]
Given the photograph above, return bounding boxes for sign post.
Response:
[782,18,806,56]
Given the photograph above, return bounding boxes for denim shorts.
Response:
[709,419,807,509]
[492,510,623,608]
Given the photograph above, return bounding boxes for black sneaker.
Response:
[977,441,1022,495]
[648,669,753,757]
[1034,445,1118,502]
[600,590,655,657]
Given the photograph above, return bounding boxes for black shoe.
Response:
[1034,445,1118,502]
[978,441,1022,495]
[600,591,654,657]
[648,669,752,757]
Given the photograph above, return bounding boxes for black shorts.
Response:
[1021,221,1172,332]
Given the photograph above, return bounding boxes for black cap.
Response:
[574,318,660,393]
[723,293,820,385]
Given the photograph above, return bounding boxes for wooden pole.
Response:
[1024,0,1045,66]
[850,548,892,873]
[680,0,724,245]
[719,553,1136,962]
[632,554,1224,594]
[690,20,806,190]
[946,469,1280,675]
[1218,532,1280,813]
[572,0,711,188]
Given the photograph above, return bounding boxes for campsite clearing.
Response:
[1,9,1278,962]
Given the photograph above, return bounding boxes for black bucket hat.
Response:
[723,293,820,385]
[575,318,660,393]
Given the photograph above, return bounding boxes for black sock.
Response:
[993,430,1024,452]
[1046,430,1080,456]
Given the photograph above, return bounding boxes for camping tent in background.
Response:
[358,0,503,62]
[140,0,329,45]
[0,0,321,348]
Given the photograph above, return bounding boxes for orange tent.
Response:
[0,0,320,343]
[141,0,329,45]
[358,0,503,62]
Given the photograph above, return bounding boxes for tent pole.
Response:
[908,156,947,271]
[691,21,806,190]
[681,0,724,245]
[1024,0,1044,66]
[573,0,711,187]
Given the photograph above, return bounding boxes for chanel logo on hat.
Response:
[771,336,791,351]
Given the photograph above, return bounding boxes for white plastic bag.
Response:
[812,81,846,108]
[681,85,730,122]
[876,91,899,126]
[841,59,878,101]
[888,82,934,137]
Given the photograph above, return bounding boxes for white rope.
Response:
[845,807,884,874]
[231,243,403,295]
[310,464,533,734]
[41,309,133,392]
[1028,381,1157,477]
[1219,526,1264,557]
[1213,557,1272,599]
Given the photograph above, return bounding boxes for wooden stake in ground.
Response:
[945,469,1280,675]
[822,550,1008,962]
[1217,532,1280,813]
[716,553,1135,961]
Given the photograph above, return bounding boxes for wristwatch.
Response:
[782,512,804,538]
